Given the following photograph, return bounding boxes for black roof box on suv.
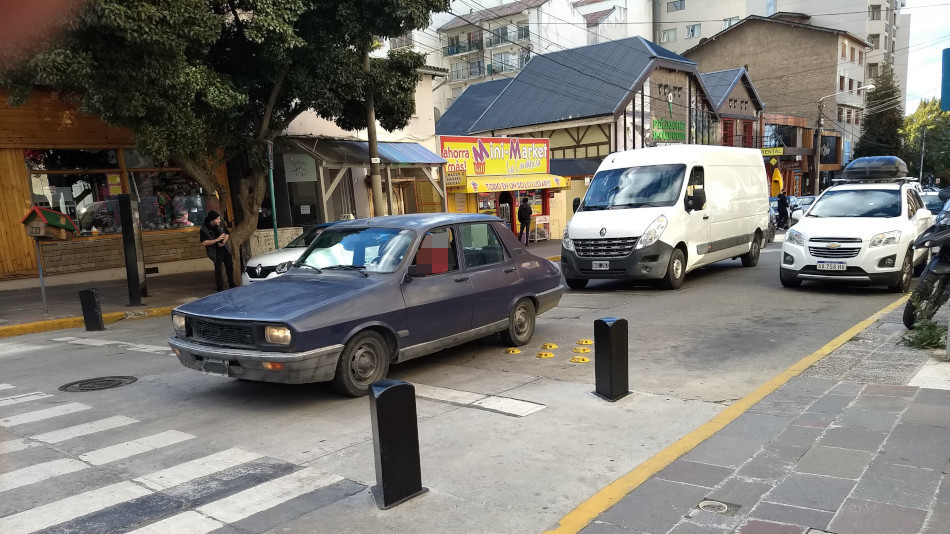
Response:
[842,156,908,180]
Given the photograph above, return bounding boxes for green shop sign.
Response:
[652,118,686,141]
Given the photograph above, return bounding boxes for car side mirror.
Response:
[407,264,426,278]
[686,189,706,211]
[572,197,580,213]
[790,210,802,225]
[916,208,933,220]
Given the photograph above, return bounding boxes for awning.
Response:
[550,158,603,177]
[446,174,570,194]
[294,139,445,166]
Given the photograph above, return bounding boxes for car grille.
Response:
[245,265,277,279]
[573,237,638,258]
[188,317,254,347]
[809,237,862,243]
[809,247,861,258]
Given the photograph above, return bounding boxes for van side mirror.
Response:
[572,197,581,213]
[686,189,706,211]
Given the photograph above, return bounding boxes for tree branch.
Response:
[256,66,289,143]
[226,0,247,39]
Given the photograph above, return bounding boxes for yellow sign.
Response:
[445,169,465,187]
[447,174,568,194]
[761,147,784,156]
[440,136,550,176]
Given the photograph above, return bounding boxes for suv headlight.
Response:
[172,314,185,332]
[562,227,574,252]
[635,215,668,249]
[785,229,804,246]
[264,325,292,345]
[870,231,900,248]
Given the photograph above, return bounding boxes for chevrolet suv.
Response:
[780,157,933,292]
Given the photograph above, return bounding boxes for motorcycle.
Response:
[903,189,950,329]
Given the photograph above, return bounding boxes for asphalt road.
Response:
[0,237,907,534]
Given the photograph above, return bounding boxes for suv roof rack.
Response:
[840,156,909,182]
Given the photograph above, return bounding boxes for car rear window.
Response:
[808,189,901,218]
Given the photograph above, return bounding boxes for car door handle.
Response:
[504,267,517,273]
[455,276,469,282]
[703,215,710,220]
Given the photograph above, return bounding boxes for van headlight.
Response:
[635,215,668,249]
[562,227,574,252]
[264,325,293,345]
[785,229,804,247]
[172,314,186,332]
[870,231,900,248]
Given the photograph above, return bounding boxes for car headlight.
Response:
[275,261,294,274]
[635,215,668,249]
[264,325,292,345]
[870,230,901,248]
[785,229,804,247]
[172,314,185,332]
[562,227,574,252]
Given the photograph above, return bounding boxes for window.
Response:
[867,63,879,79]
[469,60,484,78]
[517,23,530,41]
[846,109,852,124]
[850,46,855,62]
[868,34,880,49]
[855,111,860,125]
[857,81,863,95]
[859,50,864,65]
[722,120,735,146]
[460,223,508,267]
[869,4,882,20]
[411,227,458,275]
[837,107,843,122]
[741,121,754,148]
[841,43,847,58]
[661,28,676,42]
[491,52,514,73]
[450,61,467,81]
[667,0,684,12]
[839,75,845,90]
[848,78,854,93]
[685,24,701,39]
[723,17,739,29]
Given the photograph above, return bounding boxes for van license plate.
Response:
[592,261,609,270]
[201,358,229,376]
[817,261,846,271]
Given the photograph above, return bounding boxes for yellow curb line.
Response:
[0,305,176,339]
[544,295,909,534]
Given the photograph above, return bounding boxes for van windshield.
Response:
[581,164,687,210]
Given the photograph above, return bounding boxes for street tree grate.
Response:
[59,376,138,392]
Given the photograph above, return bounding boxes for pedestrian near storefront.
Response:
[200,211,237,291]
[518,197,532,244]
[776,190,789,229]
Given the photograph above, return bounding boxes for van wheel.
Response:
[741,234,761,267]
[332,330,390,397]
[661,248,686,290]
[566,278,588,290]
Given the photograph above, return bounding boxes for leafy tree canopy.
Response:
[854,62,904,159]
[901,98,950,184]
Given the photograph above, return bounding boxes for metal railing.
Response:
[442,40,483,57]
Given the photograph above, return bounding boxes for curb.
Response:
[543,295,909,534]
[0,306,176,339]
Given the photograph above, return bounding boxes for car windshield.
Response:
[799,196,816,207]
[807,189,901,218]
[581,164,686,210]
[296,227,414,273]
[922,195,944,213]
[286,225,328,248]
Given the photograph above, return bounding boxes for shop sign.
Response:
[447,174,567,194]
[283,153,318,183]
[440,136,550,176]
[445,169,466,187]
[651,119,686,141]
[761,147,784,156]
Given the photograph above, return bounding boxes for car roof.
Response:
[827,182,906,191]
[328,213,502,230]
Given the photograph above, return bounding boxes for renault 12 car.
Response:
[780,156,933,292]
[169,213,564,396]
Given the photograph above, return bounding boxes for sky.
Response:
[903,0,950,113]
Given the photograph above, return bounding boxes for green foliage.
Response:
[901,98,950,184]
[902,319,947,349]
[854,63,904,159]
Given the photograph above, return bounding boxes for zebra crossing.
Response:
[0,383,365,534]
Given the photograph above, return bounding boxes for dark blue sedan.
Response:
[168,213,564,396]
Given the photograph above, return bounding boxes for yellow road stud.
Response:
[576,339,593,345]
[570,356,590,363]
[572,347,591,353]
[504,348,522,354]
[541,343,558,349]
[536,352,555,358]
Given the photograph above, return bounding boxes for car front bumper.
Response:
[168,337,344,384]
[560,241,674,281]
[780,241,908,286]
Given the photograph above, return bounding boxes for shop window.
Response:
[25,148,118,171]
[29,172,122,235]
[460,223,507,267]
[131,170,219,230]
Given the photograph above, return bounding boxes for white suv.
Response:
[780,176,933,292]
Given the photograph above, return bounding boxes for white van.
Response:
[561,145,769,289]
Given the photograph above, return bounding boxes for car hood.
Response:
[792,216,908,239]
[245,247,306,268]
[175,272,384,322]
[568,207,667,239]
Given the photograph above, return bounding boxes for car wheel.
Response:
[888,251,913,293]
[914,248,931,277]
[767,226,775,243]
[661,248,686,290]
[780,269,802,288]
[501,299,536,346]
[566,278,588,290]
[332,330,390,397]
[741,234,761,267]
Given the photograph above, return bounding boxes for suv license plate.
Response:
[817,261,847,271]
[592,261,609,270]
[201,358,229,376]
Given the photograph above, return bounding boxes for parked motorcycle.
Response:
[903,189,950,329]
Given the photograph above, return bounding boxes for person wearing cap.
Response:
[199,211,237,291]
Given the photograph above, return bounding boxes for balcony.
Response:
[449,66,486,82]
[442,40,483,57]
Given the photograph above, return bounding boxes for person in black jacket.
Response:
[517,197,532,244]
[199,211,236,291]
[776,191,789,229]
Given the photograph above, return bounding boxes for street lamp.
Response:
[813,84,876,194]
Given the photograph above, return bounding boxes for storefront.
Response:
[439,136,567,241]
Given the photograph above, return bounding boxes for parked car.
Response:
[767,205,777,243]
[780,156,933,292]
[242,222,337,284]
[919,191,946,215]
[169,213,564,396]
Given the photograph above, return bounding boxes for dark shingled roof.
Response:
[470,36,697,133]
[435,78,512,136]
[699,67,765,112]
[583,8,614,26]
[439,0,548,32]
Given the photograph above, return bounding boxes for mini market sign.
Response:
[440,136,550,176]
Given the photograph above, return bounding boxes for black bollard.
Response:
[79,289,105,332]
[593,317,630,401]
[369,379,428,510]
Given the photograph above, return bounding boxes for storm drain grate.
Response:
[59,376,138,392]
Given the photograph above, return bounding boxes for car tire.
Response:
[780,269,802,288]
[566,278,588,290]
[914,248,931,277]
[661,248,686,290]
[767,226,775,243]
[332,330,390,397]
[741,234,761,267]
[888,251,913,293]
[501,298,536,346]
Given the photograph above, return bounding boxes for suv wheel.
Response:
[888,251,913,293]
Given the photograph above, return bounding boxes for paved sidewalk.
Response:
[566,303,950,534]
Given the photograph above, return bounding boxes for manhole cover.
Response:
[59,376,138,392]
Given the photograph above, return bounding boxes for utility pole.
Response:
[364,49,387,216]
[920,128,927,184]
[813,100,824,196]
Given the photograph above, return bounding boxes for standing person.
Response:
[517,197,532,245]
[776,190,789,230]
[199,211,237,291]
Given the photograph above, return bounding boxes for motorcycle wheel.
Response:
[903,270,950,329]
